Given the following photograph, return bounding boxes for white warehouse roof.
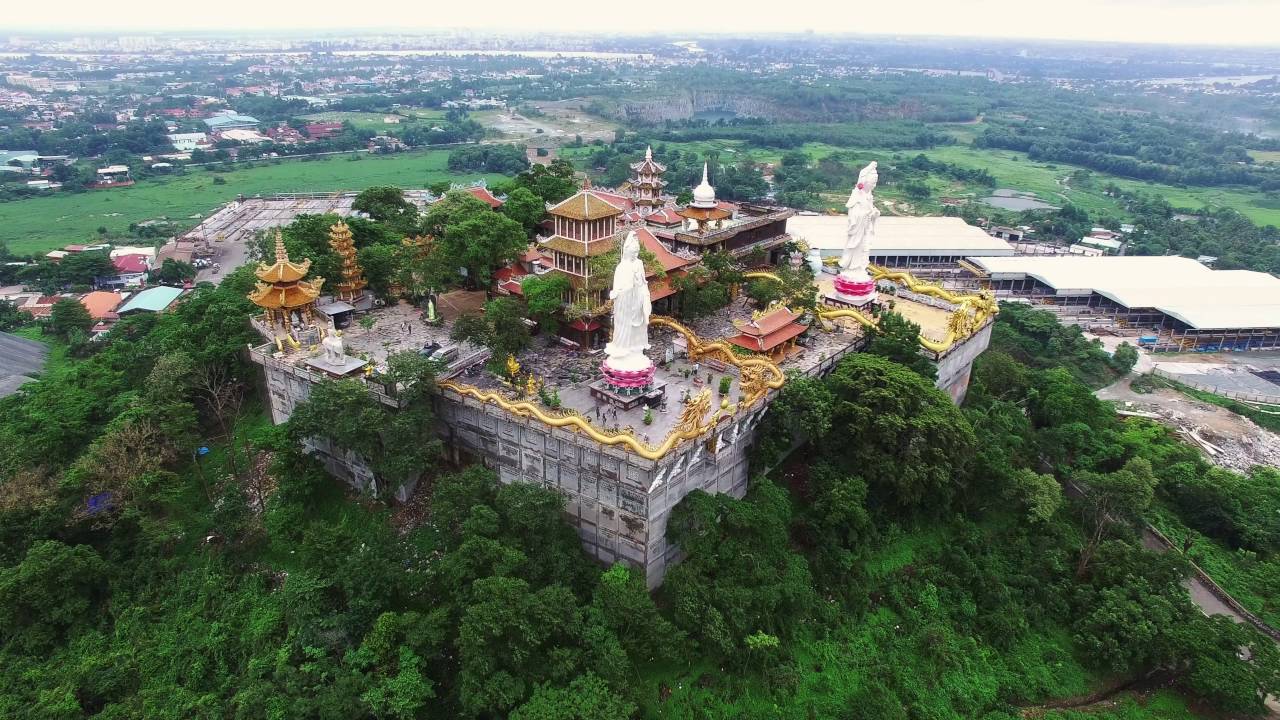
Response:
[789,215,1015,258]
[969,255,1280,330]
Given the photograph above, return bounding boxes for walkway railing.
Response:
[1143,523,1280,643]
[1151,368,1280,407]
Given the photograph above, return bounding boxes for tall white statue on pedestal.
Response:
[604,231,652,372]
[835,161,879,302]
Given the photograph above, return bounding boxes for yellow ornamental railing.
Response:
[742,264,999,354]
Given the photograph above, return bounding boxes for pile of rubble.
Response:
[1186,420,1280,473]
[1144,398,1280,473]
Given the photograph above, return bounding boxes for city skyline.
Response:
[6,0,1280,47]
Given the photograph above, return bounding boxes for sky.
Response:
[8,0,1280,47]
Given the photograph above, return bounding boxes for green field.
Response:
[299,108,446,132]
[0,150,504,255]
[1248,149,1280,164]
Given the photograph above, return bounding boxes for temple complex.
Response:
[249,149,1001,586]
[327,220,367,303]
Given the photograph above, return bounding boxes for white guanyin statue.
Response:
[839,160,879,286]
[604,231,652,372]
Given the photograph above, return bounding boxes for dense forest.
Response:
[1,185,1278,719]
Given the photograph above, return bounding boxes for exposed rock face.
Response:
[607,89,931,125]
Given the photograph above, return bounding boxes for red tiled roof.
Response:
[112,254,149,274]
[589,189,635,212]
[644,207,684,226]
[466,186,504,209]
[727,321,807,353]
[648,275,679,302]
[635,227,693,274]
[736,307,803,337]
[493,265,528,295]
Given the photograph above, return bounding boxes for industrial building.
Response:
[788,215,1015,271]
[966,255,1280,352]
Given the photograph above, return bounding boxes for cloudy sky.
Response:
[8,0,1279,46]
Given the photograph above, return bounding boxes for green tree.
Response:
[590,563,684,663]
[1008,468,1063,523]
[1111,341,1139,374]
[353,185,419,232]
[0,540,107,652]
[509,674,636,720]
[451,297,531,367]
[357,243,398,300]
[1074,457,1157,576]
[865,311,935,380]
[501,186,547,234]
[422,190,526,289]
[521,273,571,333]
[287,351,439,496]
[665,478,815,656]
[149,258,197,284]
[512,159,579,205]
[49,297,92,339]
[0,299,27,331]
[456,576,584,717]
[822,353,975,509]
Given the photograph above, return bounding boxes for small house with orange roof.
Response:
[80,290,123,320]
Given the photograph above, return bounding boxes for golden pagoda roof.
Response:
[255,230,312,284]
[247,277,325,310]
[548,189,626,221]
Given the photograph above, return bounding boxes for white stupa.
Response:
[691,162,717,208]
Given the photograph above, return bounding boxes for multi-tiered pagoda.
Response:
[327,219,367,302]
[628,146,667,216]
[248,230,324,339]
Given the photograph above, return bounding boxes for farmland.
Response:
[0,149,503,255]
[299,108,448,132]
[562,130,1280,226]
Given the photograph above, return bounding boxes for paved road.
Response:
[1140,529,1245,621]
[195,238,251,286]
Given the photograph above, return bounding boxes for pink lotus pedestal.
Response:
[600,359,656,394]
[591,357,666,410]
[830,272,877,307]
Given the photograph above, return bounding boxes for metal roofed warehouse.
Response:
[789,215,1015,270]
[967,255,1280,352]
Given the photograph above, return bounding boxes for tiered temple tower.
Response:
[327,219,367,302]
[629,146,667,216]
[247,230,324,341]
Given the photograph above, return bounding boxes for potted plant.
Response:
[643,408,653,425]
[718,376,731,395]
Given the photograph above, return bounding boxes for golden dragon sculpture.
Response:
[741,265,998,354]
